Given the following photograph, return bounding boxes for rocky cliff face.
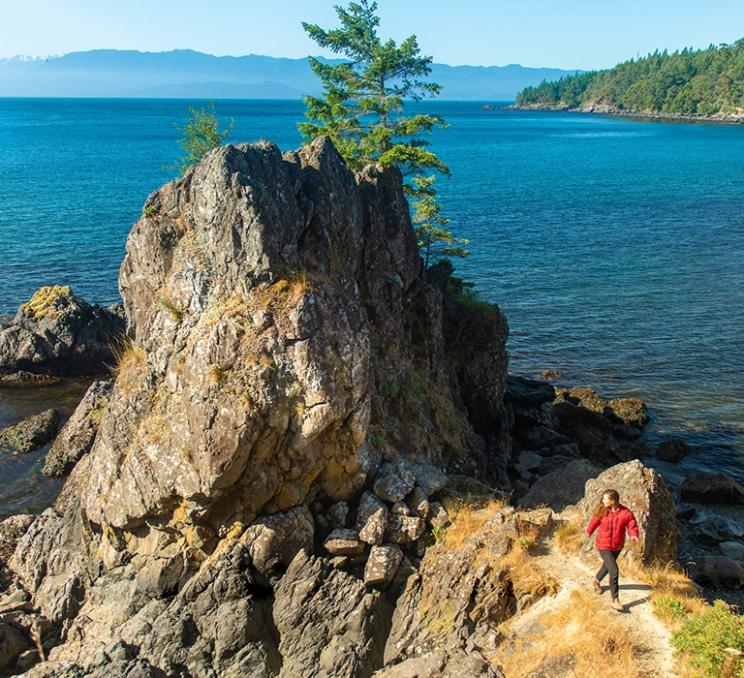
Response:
[2,137,509,676]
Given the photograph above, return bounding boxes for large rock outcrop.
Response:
[578,460,678,567]
[0,286,124,378]
[4,137,509,677]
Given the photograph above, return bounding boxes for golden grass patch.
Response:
[496,589,641,678]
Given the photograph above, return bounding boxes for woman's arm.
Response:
[626,511,639,539]
[586,516,600,536]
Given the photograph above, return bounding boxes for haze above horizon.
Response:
[3,0,743,70]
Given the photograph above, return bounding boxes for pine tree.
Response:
[300,0,447,178]
[301,1,469,267]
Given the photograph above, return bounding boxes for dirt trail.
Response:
[506,536,677,677]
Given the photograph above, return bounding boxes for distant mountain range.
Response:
[0,49,580,100]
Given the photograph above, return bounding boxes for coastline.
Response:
[506,102,744,125]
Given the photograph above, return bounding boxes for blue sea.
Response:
[1,98,743,510]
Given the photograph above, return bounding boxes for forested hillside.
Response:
[516,39,744,116]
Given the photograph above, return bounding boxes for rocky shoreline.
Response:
[0,137,742,677]
[504,102,744,125]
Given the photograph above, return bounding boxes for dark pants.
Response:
[596,549,621,598]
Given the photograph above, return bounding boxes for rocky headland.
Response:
[0,137,742,677]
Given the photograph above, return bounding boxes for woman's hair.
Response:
[591,488,620,519]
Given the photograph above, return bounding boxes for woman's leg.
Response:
[602,550,620,599]
[595,552,609,582]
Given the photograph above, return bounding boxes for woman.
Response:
[585,488,639,611]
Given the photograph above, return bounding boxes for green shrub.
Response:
[671,600,744,677]
[652,594,689,625]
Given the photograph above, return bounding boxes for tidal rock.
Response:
[0,370,61,387]
[364,544,403,586]
[579,460,677,566]
[357,491,390,545]
[0,409,60,453]
[242,505,314,575]
[681,472,744,505]
[324,528,366,556]
[719,541,744,562]
[0,286,124,377]
[686,555,744,587]
[384,515,426,544]
[505,376,555,407]
[607,397,649,427]
[274,550,389,677]
[655,438,691,462]
[374,460,416,503]
[688,513,743,546]
[42,379,113,476]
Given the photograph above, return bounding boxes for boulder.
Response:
[374,460,417,503]
[242,506,314,575]
[274,550,389,677]
[0,286,124,377]
[409,458,448,497]
[384,515,426,544]
[407,487,431,519]
[323,528,366,557]
[681,472,744,505]
[364,545,403,587]
[655,438,691,462]
[42,379,113,476]
[0,409,60,454]
[520,459,602,511]
[357,491,390,545]
[579,460,677,566]
[686,555,744,587]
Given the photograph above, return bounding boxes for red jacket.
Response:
[586,505,639,551]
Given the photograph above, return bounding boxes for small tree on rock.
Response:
[412,176,469,268]
[176,102,233,173]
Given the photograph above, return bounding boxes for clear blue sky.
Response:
[2,0,743,69]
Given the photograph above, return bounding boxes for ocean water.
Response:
[1,98,743,502]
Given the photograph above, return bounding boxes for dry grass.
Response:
[437,497,509,552]
[554,517,585,555]
[500,546,559,599]
[496,589,641,678]
[109,337,147,398]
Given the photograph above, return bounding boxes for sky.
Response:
[1,0,743,69]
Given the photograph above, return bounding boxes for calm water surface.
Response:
[1,99,743,510]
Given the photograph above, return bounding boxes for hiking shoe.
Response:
[611,598,625,612]
[593,578,602,594]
